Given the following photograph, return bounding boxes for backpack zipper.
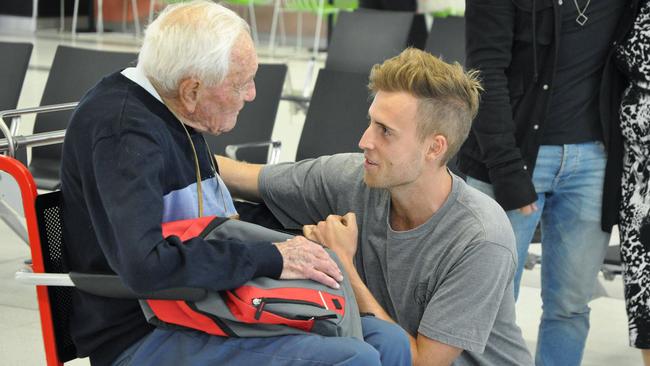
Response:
[252,297,326,320]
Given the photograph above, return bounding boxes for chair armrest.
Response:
[0,102,78,157]
[225,140,282,164]
[15,269,74,286]
[280,94,310,114]
[16,269,207,301]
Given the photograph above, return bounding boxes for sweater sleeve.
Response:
[466,0,537,210]
[86,119,282,294]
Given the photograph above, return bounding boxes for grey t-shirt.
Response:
[259,153,533,365]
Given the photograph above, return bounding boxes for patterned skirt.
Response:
[619,84,650,348]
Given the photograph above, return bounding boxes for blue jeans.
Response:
[467,142,611,366]
[112,316,411,366]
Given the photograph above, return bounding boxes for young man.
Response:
[60,1,410,365]
[218,49,533,366]
[460,1,640,364]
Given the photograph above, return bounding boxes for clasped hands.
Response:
[303,212,358,264]
[273,212,358,289]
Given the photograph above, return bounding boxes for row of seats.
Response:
[0,10,466,189]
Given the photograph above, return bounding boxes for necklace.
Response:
[573,0,592,26]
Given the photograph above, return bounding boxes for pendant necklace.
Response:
[573,0,591,26]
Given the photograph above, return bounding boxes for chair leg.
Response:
[97,0,104,34]
[59,0,65,33]
[132,0,141,37]
[72,0,79,38]
[122,0,128,32]
[149,0,156,25]
[302,0,325,97]
[302,59,315,97]
[296,12,302,51]
[247,0,260,46]
[269,0,282,56]
[279,9,287,46]
[311,0,324,60]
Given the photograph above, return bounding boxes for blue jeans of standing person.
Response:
[467,142,611,366]
[112,316,411,366]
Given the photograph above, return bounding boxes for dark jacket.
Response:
[459,0,640,231]
[60,72,282,366]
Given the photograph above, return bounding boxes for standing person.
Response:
[59,1,411,365]
[218,48,534,366]
[616,1,650,363]
[460,0,641,365]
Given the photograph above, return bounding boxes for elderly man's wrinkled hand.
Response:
[274,236,343,289]
[303,212,358,264]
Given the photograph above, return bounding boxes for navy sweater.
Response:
[60,72,283,365]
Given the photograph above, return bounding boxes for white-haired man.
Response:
[60,1,410,365]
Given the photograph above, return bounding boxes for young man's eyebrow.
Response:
[368,113,396,132]
[374,120,395,132]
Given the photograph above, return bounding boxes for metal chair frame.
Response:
[60,0,141,38]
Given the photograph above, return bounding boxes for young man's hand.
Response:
[303,212,358,264]
[518,202,538,216]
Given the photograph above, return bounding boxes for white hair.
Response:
[138,0,250,95]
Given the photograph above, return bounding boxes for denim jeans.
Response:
[467,142,611,366]
[111,316,411,366]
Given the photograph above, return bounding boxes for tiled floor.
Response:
[0,25,642,365]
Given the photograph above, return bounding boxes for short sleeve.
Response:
[259,153,366,229]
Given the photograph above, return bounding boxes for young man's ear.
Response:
[427,134,449,162]
[177,77,201,113]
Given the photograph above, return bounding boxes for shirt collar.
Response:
[121,65,163,103]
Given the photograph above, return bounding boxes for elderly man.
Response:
[218,49,533,366]
[60,1,410,365]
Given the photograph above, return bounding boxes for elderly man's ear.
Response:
[177,78,201,113]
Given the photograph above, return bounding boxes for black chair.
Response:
[0,42,33,163]
[18,189,205,365]
[29,46,138,190]
[0,42,33,243]
[203,63,287,164]
[295,69,371,161]
[0,42,32,112]
[325,10,427,75]
[35,191,78,364]
[284,9,425,111]
[424,16,465,67]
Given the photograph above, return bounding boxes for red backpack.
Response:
[139,216,363,339]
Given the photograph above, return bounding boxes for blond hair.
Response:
[368,48,483,163]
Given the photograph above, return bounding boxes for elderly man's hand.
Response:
[274,236,343,289]
[303,212,358,264]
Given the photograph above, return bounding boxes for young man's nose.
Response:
[358,126,373,150]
